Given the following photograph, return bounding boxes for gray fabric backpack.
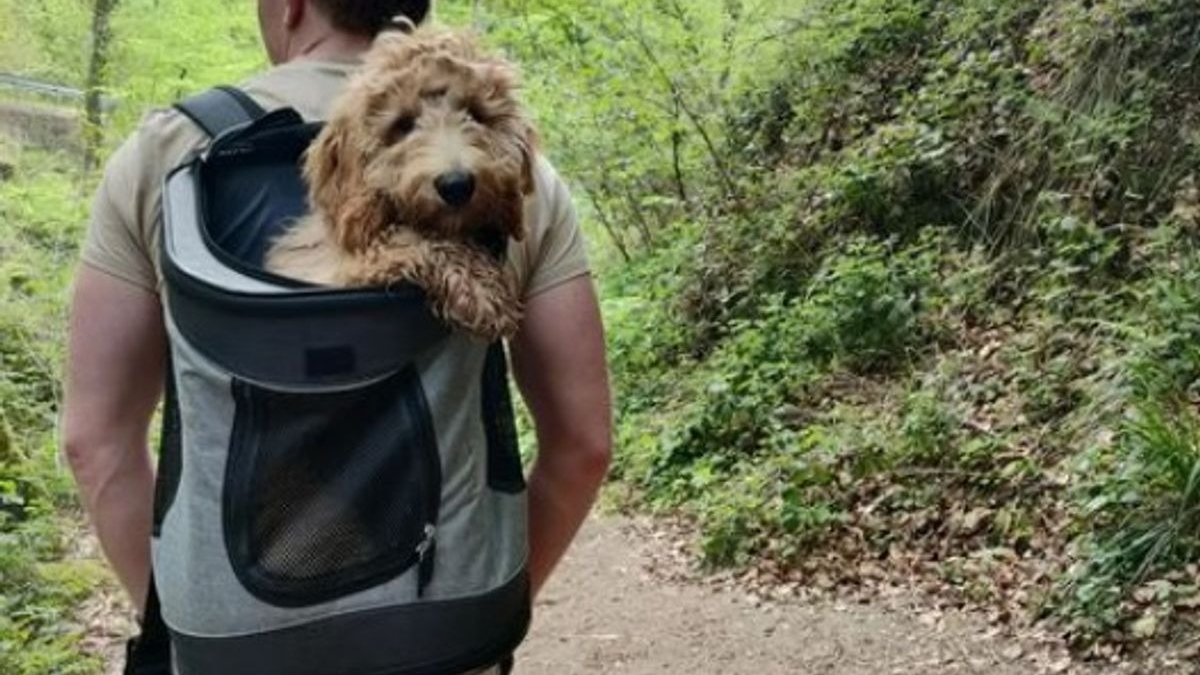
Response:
[143,86,530,675]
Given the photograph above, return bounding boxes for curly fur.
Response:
[265,25,537,340]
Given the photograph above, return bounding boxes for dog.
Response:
[265,19,537,341]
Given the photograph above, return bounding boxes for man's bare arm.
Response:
[510,275,613,597]
[62,266,166,611]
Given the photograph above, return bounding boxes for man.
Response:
[62,0,612,670]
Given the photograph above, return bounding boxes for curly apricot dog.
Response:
[265,20,536,340]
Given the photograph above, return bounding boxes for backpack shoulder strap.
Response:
[173,85,266,139]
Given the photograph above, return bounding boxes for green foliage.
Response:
[1047,233,1200,641]
[612,236,929,566]
[480,0,791,260]
[105,0,265,136]
[0,0,92,83]
[1,148,85,443]
[1125,230,1200,401]
[690,427,846,566]
[1060,393,1200,641]
[587,0,1200,650]
[0,145,99,672]
[2,0,264,148]
[0,506,102,675]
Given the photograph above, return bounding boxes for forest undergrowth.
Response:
[0,140,102,673]
[489,0,1200,659]
[3,0,1200,671]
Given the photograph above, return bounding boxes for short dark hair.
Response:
[313,0,431,36]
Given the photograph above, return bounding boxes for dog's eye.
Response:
[387,115,417,144]
[467,106,488,125]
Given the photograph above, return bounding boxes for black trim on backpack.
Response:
[167,570,531,675]
[161,251,446,388]
[482,343,525,494]
[150,354,183,537]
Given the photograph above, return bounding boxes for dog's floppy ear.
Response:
[517,121,539,197]
[502,121,538,243]
[305,117,390,253]
[485,59,538,198]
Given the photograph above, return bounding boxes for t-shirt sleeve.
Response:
[80,131,158,292]
[523,160,591,299]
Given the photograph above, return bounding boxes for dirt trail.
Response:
[84,517,1125,675]
[520,518,1097,675]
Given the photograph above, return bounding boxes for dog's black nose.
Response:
[435,171,476,207]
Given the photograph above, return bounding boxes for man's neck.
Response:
[287,30,372,63]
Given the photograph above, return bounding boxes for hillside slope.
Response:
[488,0,1200,654]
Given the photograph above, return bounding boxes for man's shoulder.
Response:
[122,105,209,174]
[240,59,360,121]
[120,59,354,171]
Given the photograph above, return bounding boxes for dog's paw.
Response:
[432,266,523,341]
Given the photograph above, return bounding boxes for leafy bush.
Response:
[1060,393,1200,641]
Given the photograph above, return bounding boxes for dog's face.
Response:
[306,30,537,254]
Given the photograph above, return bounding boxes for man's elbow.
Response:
[61,423,107,483]
[580,435,613,481]
[60,419,139,487]
[546,430,612,484]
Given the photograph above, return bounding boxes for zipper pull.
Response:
[416,524,437,597]
[416,524,437,559]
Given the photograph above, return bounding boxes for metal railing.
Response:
[0,71,118,110]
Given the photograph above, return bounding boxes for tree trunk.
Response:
[83,0,119,173]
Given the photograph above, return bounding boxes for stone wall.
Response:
[0,101,80,154]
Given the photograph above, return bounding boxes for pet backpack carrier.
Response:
[145,86,531,675]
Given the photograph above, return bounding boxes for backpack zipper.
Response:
[416,523,437,598]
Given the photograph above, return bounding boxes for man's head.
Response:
[257,0,431,64]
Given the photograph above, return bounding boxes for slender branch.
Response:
[587,185,632,263]
[626,22,738,201]
[671,125,689,205]
[83,0,119,174]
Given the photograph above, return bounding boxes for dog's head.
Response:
[306,27,538,254]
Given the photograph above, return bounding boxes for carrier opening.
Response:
[160,107,451,389]
[198,109,321,282]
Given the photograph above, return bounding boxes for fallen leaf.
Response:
[1131,614,1159,640]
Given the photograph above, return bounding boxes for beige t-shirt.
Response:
[82,58,589,299]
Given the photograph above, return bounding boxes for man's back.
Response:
[63,4,612,674]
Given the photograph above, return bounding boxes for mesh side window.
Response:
[224,366,441,607]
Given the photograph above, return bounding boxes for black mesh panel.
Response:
[225,367,441,607]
